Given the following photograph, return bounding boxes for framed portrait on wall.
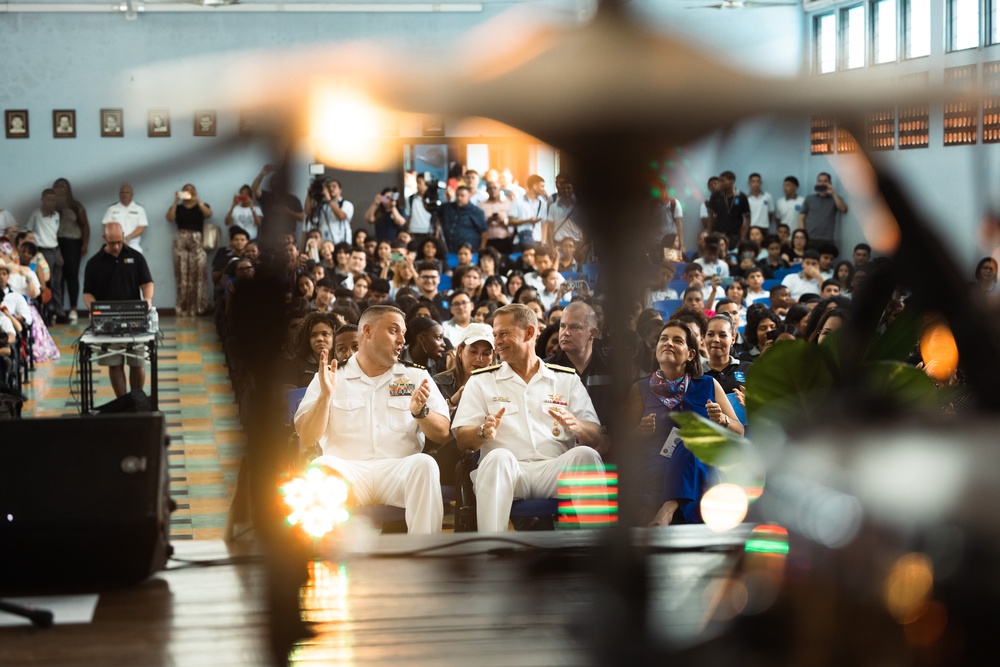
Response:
[53,109,76,138]
[422,115,445,137]
[101,108,124,137]
[194,109,216,137]
[148,109,170,137]
[6,109,29,139]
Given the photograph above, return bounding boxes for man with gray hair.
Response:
[545,301,613,431]
[453,303,605,532]
[295,304,451,534]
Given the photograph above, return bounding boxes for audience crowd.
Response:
[1,167,993,528]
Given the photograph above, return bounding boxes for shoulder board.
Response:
[471,364,502,375]
[400,361,426,370]
[545,363,577,374]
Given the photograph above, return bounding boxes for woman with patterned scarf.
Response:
[625,319,743,527]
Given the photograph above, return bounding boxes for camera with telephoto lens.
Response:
[308,163,327,204]
[421,173,446,214]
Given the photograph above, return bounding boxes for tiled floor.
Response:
[22,316,242,541]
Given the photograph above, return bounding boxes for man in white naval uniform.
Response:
[452,303,604,533]
[101,183,149,254]
[295,305,451,534]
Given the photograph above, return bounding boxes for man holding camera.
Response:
[799,172,848,247]
[441,186,487,254]
[365,187,407,243]
[305,179,354,245]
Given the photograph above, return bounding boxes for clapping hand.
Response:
[482,407,506,440]
[634,413,656,437]
[318,349,337,396]
[548,406,581,436]
[409,378,431,415]
[705,399,725,425]
[734,385,745,408]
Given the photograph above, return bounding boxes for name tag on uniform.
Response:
[661,427,683,459]
[491,396,511,403]
[389,377,414,397]
[543,393,567,407]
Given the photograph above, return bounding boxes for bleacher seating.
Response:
[652,299,683,318]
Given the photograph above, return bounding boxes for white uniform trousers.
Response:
[313,453,443,534]
[473,446,604,533]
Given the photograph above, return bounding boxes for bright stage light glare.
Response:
[310,86,394,172]
[700,483,749,532]
[281,466,351,538]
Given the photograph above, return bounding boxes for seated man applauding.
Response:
[294,305,450,534]
[452,303,604,532]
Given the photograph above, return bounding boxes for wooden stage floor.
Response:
[0,526,751,666]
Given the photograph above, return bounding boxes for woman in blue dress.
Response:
[626,320,744,526]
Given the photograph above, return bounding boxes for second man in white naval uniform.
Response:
[453,304,604,532]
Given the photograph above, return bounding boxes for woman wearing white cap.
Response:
[428,323,496,485]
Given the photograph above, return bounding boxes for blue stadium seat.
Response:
[772,267,800,281]
[560,271,580,280]
[439,274,452,291]
[752,298,771,307]
[652,299,683,318]
[668,280,689,294]
[761,279,780,290]
[726,392,747,426]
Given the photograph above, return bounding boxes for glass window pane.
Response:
[906,0,931,58]
[844,6,866,68]
[950,0,980,51]
[875,0,898,64]
[817,14,837,73]
[991,0,999,45]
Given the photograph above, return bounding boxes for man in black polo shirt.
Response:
[545,302,612,452]
[83,222,155,398]
[707,170,750,249]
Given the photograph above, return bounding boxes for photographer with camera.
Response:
[407,173,440,248]
[798,172,847,248]
[365,187,407,243]
[304,176,354,246]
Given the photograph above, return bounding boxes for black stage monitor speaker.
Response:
[0,413,173,593]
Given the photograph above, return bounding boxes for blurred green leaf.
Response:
[671,411,749,468]
[862,361,937,408]
[864,308,921,363]
[745,340,835,425]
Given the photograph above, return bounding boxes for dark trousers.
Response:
[57,237,83,310]
[486,237,514,255]
[38,246,64,317]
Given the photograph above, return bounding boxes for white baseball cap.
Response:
[459,323,494,348]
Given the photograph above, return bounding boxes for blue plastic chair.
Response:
[752,297,771,307]
[287,386,308,424]
[455,450,560,531]
[772,267,800,281]
[668,280,689,294]
[652,299,683,318]
[726,392,747,426]
[439,274,452,291]
[560,271,580,280]
[446,253,458,267]
[582,263,600,284]
[761,279,780,290]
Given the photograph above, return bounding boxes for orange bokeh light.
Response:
[919,322,959,383]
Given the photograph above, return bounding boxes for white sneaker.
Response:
[68,310,78,323]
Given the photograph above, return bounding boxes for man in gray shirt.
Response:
[798,172,847,246]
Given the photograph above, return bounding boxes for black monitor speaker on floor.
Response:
[0,413,173,593]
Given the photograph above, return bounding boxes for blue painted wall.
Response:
[1,2,817,306]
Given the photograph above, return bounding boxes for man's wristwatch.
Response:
[411,405,429,420]
[478,423,487,439]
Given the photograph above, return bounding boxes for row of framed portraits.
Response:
[4,108,228,139]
